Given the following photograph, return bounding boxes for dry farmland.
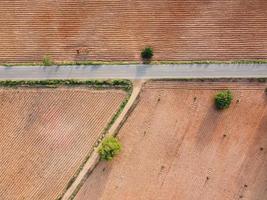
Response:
[0,87,126,200]
[75,81,267,200]
[1,0,267,63]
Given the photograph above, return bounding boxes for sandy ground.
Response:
[75,81,267,200]
[1,0,267,62]
[0,87,126,200]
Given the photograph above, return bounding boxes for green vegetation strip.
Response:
[151,60,267,65]
[0,79,132,91]
[2,59,267,67]
[153,77,267,82]
[1,61,140,67]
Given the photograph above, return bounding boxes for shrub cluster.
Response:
[141,47,154,61]
[215,90,233,109]
[0,79,132,91]
[98,136,121,161]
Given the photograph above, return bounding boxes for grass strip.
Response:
[153,77,267,82]
[1,59,267,67]
[0,79,132,91]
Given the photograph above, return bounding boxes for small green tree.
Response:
[42,55,54,66]
[215,90,233,109]
[141,47,154,62]
[98,136,121,161]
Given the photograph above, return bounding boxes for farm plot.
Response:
[75,80,267,200]
[1,0,267,63]
[0,87,126,200]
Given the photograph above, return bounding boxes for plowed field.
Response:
[75,81,267,200]
[1,0,267,63]
[0,87,126,200]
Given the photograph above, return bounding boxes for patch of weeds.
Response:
[0,79,132,92]
[257,78,266,83]
[151,60,267,65]
[2,59,267,66]
[42,55,54,66]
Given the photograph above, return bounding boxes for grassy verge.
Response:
[1,59,267,67]
[153,77,267,82]
[1,61,139,67]
[0,79,132,91]
[151,60,267,65]
[51,80,133,200]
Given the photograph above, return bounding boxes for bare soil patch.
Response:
[75,81,267,200]
[1,0,267,62]
[0,87,126,200]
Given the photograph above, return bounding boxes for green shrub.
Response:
[215,90,233,109]
[98,136,121,161]
[42,55,54,66]
[141,47,154,61]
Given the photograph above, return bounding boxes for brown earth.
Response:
[1,0,267,63]
[0,87,126,200]
[75,81,267,200]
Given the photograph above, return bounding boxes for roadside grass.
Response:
[1,59,267,67]
[1,61,139,67]
[150,60,267,65]
[0,79,132,92]
[153,77,267,83]
[42,55,54,66]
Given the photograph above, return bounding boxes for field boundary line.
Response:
[60,80,144,200]
[2,60,267,67]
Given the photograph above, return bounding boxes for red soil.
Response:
[0,87,126,200]
[1,0,267,63]
[75,81,267,200]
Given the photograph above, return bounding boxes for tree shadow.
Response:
[75,160,114,200]
[195,105,221,151]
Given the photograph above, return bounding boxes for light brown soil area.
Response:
[1,0,267,63]
[0,87,126,200]
[75,81,267,200]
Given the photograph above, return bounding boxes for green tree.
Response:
[98,136,121,161]
[141,47,154,61]
[215,90,233,109]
